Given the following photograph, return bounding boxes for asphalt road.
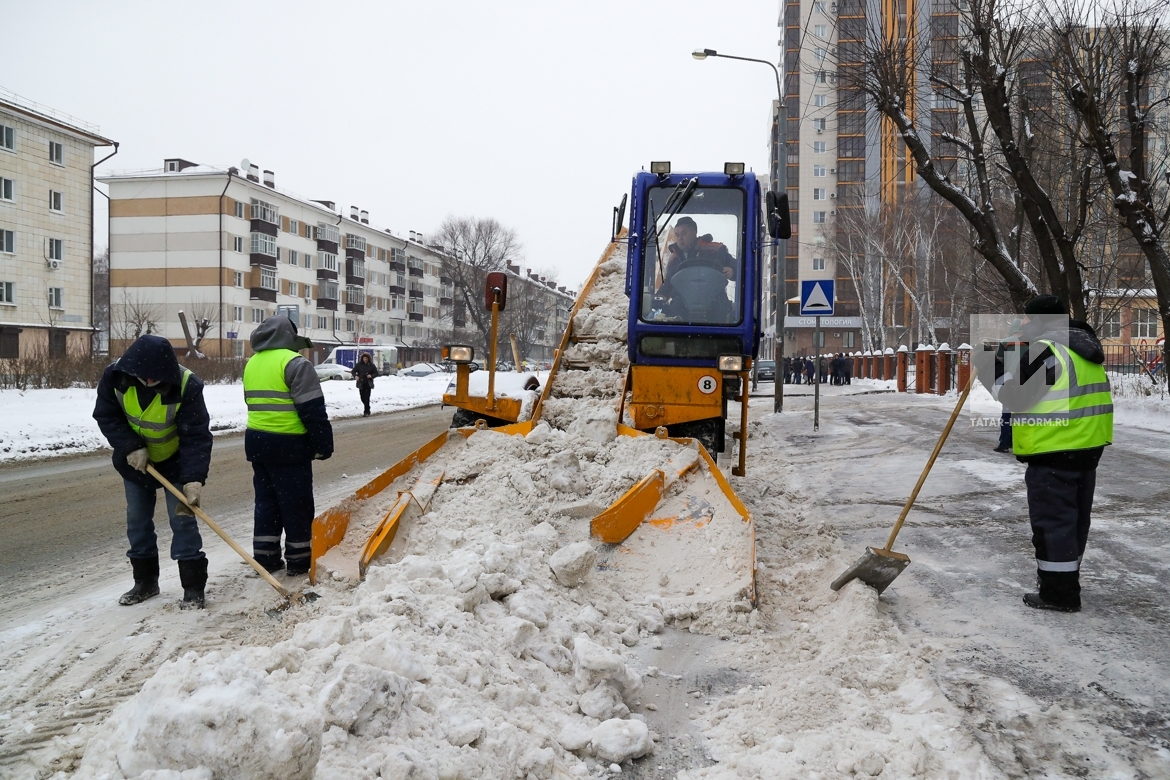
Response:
[0,404,453,614]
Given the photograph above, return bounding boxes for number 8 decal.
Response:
[697,375,717,394]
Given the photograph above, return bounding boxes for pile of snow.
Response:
[0,373,451,463]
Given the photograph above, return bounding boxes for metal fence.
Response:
[1104,344,1165,380]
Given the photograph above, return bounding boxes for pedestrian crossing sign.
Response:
[800,279,835,316]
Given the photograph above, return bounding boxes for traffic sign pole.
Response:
[814,315,821,431]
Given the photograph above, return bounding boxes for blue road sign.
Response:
[800,279,835,316]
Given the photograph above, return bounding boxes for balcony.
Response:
[408,289,424,299]
[408,312,423,322]
[250,219,278,237]
[387,284,405,295]
[250,253,277,268]
[345,302,365,314]
[388,261,406,274]
[345,235,367,253]
[440,297,453,306]
[250,287,277,303]
[408,266,424,278]
[346,259,366,283]
[316,267,338,281]
[316,298,338,311]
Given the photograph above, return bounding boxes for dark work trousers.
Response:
[252,460,315,571]
[124,478,204,561]
[359,385,372,416]
[998,410,1013,450]
[1025,464,1096,605]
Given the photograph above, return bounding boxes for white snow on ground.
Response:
[0,374,453,463]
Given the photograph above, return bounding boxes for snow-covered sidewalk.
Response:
[0,374,452,463]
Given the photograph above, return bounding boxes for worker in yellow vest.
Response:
[244,315,333,576]
[990,295,1113,612]
[93,335,213,609]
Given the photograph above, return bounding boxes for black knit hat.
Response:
[1024,295,1067,316]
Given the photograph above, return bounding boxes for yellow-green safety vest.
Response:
[116,368,192,463]
[1011,340,1113,456]
[244,349,308,434]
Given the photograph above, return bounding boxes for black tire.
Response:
[450,408,512,429]
[667,417,725,454]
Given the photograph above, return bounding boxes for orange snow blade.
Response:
[591,470,666,543]
[358,469,444,577]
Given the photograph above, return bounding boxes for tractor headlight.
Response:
[718,354,745,372]
[650,161,671,175]
[444,345,474,363]
[724,162,745,176]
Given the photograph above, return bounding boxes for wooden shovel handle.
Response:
[146,465,294,599]
[883,368,978,552]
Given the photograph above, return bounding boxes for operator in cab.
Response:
[652,216,739,324]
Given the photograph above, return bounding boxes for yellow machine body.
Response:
[442,362,524,423]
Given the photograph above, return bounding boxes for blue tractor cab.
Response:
[620,163,789,473]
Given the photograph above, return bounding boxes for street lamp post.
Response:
[693,48,787,414]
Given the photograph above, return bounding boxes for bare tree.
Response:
[113,289,161,344]
[433,216,524,354]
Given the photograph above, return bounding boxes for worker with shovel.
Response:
[93,335,213,609]
[244,315,333,577]
[985,295,1113,613]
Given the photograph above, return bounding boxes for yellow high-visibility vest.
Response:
[116,369,192,463]
[1012,340,1113,456]
[244,349,308,434]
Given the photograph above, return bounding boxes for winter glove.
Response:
[175,482,203,517]
[314,452,331,461]
[126,447,150,473]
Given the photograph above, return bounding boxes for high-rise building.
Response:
[0,89,116,358]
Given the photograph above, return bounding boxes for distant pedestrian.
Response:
[844,354,853,385]
[981,295,1113,612]
[352,352,379,417]
[93,335,213,609]
[243,315,334,577]
[804,357,815,384]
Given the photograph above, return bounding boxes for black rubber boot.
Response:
[1024,570,1081,612]
[119,556,160,606]
[178,557,208,610]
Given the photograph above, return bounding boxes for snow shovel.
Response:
[146,465,319,607]
[830,369,977,595]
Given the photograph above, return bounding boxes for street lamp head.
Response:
[692,48,717,60]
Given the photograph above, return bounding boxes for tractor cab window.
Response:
[640,186,745,326]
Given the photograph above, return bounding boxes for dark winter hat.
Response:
[1024,295,1067,316]
[675,216,697,231]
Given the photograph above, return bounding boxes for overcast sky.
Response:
[7,1,780,289]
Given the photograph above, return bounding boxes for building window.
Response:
[49,190,63,212]
[813,211,827,224]
[814,0,826,12]
[813,118,827,131]
[288,249,298,266]
[1,178,12,201]
[252,307,265,323]
[345,319,356,332]
[48,286,64,309]
[233,236,244,253]
[234,201,245,219]
[843,331,855,348]
[233,305,243,322]
[234,340,245,357]
[289,281,299,297]
[321,280,339,300]
[813,257,826,271]
[0,230,12,253]
[49,142,64,165]
[317,316,329,329]
[814,165,827,177]
[345,285,365,306]
[815,47,826,61]
[814,24,828,37]
[260,266,277,291]
[813,94,827,107]
[0,280,13,304]
[48,238,63,260]
[251,232,277,257]
[275,246,282,262]
[817,70,828,83]
[303,314,312,329]
[1101,308,1122,339]
[1132,307,1160,338]
[289,219,299,234]
[233,271,244,288]
[318,252,338,272]
[0,125,13,151]
[303,252,312,269]
[813,141,827,153]
[814,330,825,347]
[250,198,279,224]
[813,188,826,200]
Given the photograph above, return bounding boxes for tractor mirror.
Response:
[765,190,792,240]
[612,193,627,241]
[485,272,508,312]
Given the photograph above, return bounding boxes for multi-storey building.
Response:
[501,264,576,363]
[100,161,454,364]
[0,90,116,358]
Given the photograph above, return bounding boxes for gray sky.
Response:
[8,0,780,289]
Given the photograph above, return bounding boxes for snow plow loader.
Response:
[309,162,791,609]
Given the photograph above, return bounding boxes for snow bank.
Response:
[0,374,451,463]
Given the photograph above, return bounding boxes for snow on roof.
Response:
[0,85,114,146]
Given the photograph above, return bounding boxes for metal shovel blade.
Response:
[829,547,911,595]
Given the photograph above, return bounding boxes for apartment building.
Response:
[100,161,455,364]
[0,89,116,358]
[500,263,576,363]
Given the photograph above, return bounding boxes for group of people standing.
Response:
[93,314,334,610]
[781,354,853,385]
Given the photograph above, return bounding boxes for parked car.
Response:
[315,363,354,381]
[398,362,445,377]
[756,360,776,382]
